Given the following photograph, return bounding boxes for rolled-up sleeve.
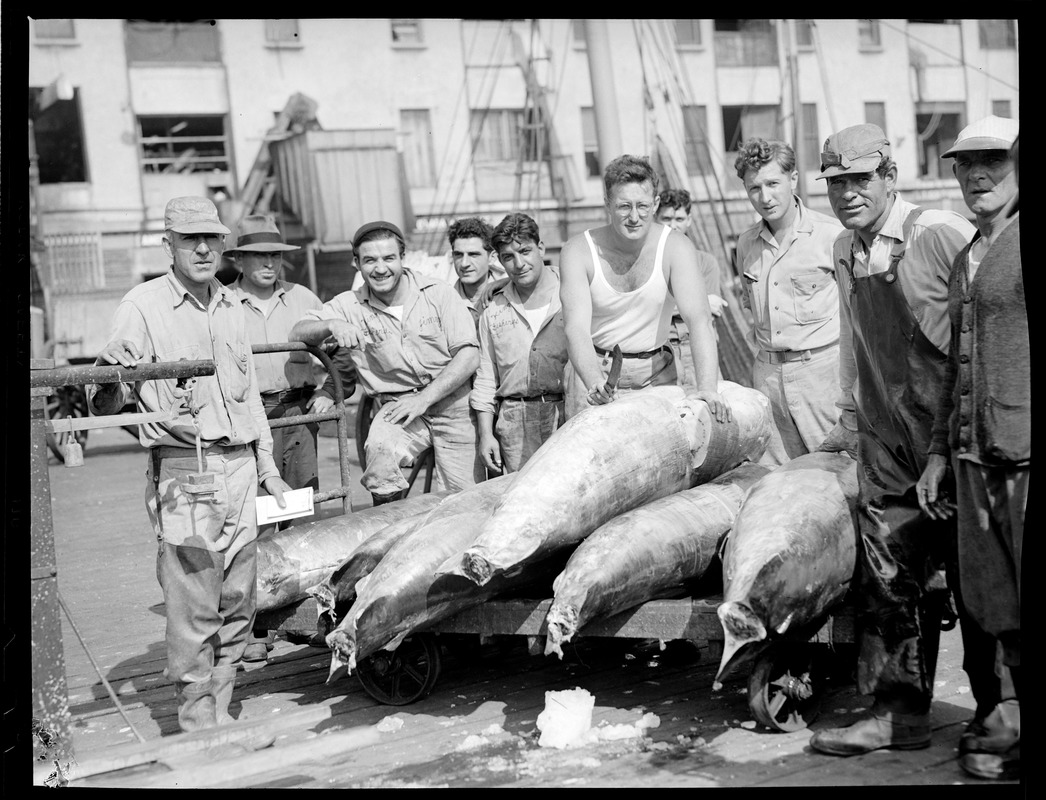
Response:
[470,312,499,415]
[440,292,480,355]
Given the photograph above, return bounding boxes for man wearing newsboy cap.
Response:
[916,116,1022,781]
[227,214,357,663]
[291,220,481,504]
[87,197,292,750]
[811,125,1005,761]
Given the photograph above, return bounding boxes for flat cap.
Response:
[164,196,231,235]
[352,220,405,253]
[817,124,891,179]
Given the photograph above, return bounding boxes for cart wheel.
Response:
[355,633,441,705]
[45,385,89,463]
[747,643,825,732]
[355,394,436,495]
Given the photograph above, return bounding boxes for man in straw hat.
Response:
[290,220,481,505]
[227,213,356,663]
[87,197,292,750]
[811,124,1004,763]
[917,116,1022,781]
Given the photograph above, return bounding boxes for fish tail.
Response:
[544,604,577,660]
[326,630,356,682]
[714,601,767,683]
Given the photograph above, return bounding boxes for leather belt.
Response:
[500,392,564,404]
[262,386,314,404]
[594,344,673,360]
[756,342,835,364]
[374,387,424,404]
[153,443,249,460]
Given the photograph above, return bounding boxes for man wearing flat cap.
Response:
[227,214,357,663]
[917,116,1022,781]
[87,197,292,749]
[291,220,480,504]
[810,124,1007,760]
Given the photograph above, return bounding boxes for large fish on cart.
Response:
[544,461,770,658]
[444,382,773,588]
[715,451,859,685]
[256,492,447,613]
[326,474,522,676]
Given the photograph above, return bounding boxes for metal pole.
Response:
[30,361,74,767]
[306,242,319,297]
[583,20,623,177]
[787,20,806,203]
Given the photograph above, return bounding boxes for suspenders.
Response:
[844,206,926,294]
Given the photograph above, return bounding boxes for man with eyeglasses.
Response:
[810,125,1003,762]
[559,154,730,423]
[87,196,292,751]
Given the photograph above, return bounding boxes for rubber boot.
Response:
[175,679,218,733]
[809,708,931,756]
[211,664,275,751]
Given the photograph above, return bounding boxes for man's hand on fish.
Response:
[693,390,732,423]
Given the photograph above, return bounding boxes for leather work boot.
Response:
[809,710,931,756]
[959,699,1019,756]
[175,679,218,733]
[210,664,275,751]
[960,741,1020,781]
[243,629,272,664]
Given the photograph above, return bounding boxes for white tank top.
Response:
[586,225,674,352]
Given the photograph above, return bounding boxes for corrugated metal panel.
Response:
[272,129,406,249]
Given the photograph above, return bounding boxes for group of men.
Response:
[729,117,1022,782]
[88,113,1022,782]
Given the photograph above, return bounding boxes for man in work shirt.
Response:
[471,212,568,474]
[87,196,292,746]
[733,138,843,467]
[290,221,480,505]
[448,216,510,325]
[656,188,727,388]
[811,125,1002,759]
[559,154,730,423]
[917,117,1022,781]
[227,213,356,663]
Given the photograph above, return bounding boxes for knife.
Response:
[604,345,623,394]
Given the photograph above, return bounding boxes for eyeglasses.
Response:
[612,202,654,218]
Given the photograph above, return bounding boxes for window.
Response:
[714,20,778,67]
[858,19,882,49]
[682,105,713,175]
[29,87,88,183]
[572,20,587,47]
[795,20,814,49]
[34,19,75,40]
[864,102,887,134]
[801,104,820,172]
[722,105,782,153]
[581,107,600,178]
[125,20,221,63]
[914,102,965,178]
[265,19,300,45]
[979,20,1016,49]
[138,115,230,173]
[674,20,702,47]
[400,109,437,188]
[992,100,1012,119]
[470,108,550,164]
[391,19,423,45]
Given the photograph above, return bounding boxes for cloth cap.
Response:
[941,115,1019,158]
[164,196,231,235]
[817,124,891,179]
[352,220,405,253]
[225,214,300,254]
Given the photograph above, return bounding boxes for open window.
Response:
[29,86,88,184]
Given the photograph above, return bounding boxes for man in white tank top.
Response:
[559,154,731,422]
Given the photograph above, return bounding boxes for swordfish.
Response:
[442,382,774,588]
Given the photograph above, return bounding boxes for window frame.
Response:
[674,19,703,49]
[137,114,232,174]
[29,85,90,184]
[391,18,425,48]
[33,18,77,43]
[978,20,1016,50]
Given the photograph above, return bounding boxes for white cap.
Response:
[941,116,1019,158]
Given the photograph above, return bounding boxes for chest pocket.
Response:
[790,271,837,324]
[225,341,251,402]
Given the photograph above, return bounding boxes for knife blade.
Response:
[604,345,623,393]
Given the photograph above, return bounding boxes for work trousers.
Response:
[363,385,478,495]
[954,457,1026,669]
[751,345,839,468]
[563,351,677,421]
[495,398,565,473]
[146,447,260,684]
[263,394,319,495]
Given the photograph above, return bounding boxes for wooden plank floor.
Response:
[34,423,1022,789]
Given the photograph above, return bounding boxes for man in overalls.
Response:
[812,124,1003,757]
